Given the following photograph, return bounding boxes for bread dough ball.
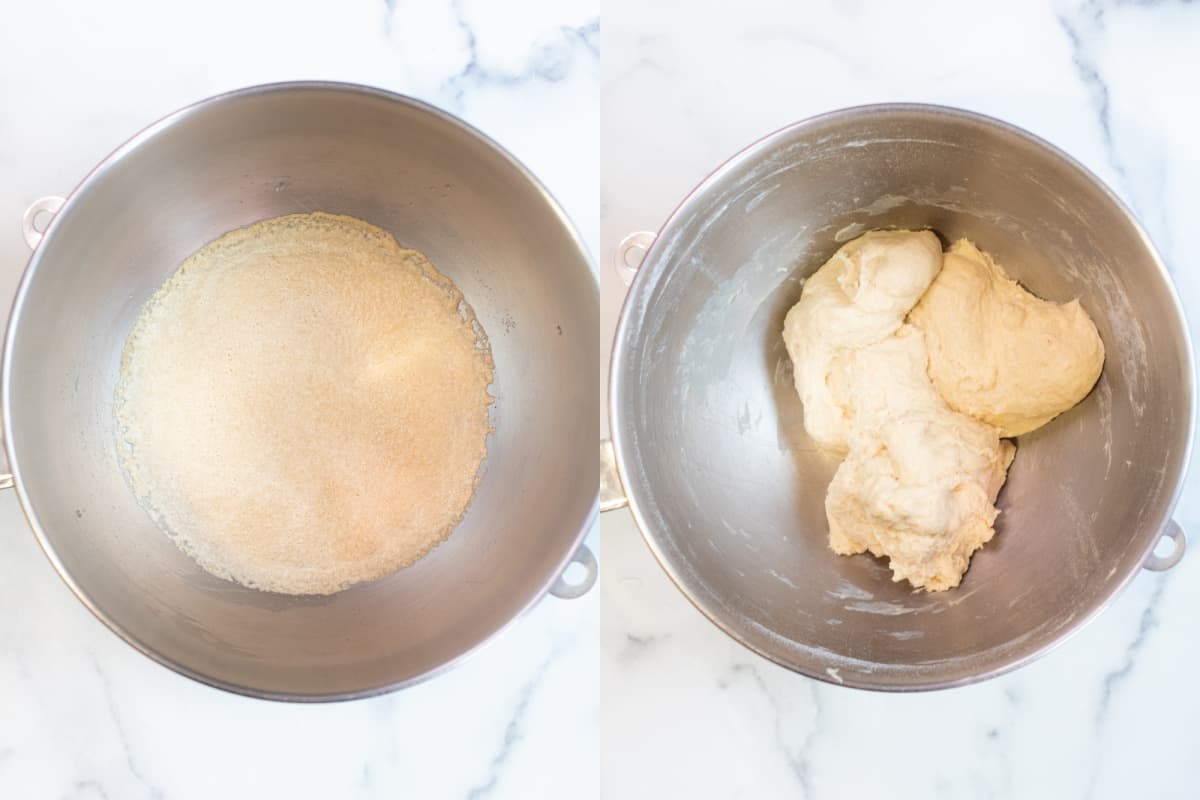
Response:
[909,240,1104,437]
[782,229,944,454]
[783,230,1014,591]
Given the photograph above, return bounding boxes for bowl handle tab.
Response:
[549,543,598,599]
[1143,519,1186,571]
[615,231,655,287]
[21,196,66,250]
[601,439,628,513]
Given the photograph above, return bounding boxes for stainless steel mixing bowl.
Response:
[605,104,1193,690]
[2,82,599,700]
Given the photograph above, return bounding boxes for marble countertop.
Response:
[0,1,598,798]
[600,1,1200,798]
[4,0,1199,797]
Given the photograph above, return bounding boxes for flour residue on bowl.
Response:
[114,212,495,595]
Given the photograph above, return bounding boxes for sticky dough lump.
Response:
[783,230,1103,590]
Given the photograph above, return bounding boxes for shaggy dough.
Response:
[783,230,1014,590]
[909,240,1105,437]
[784,230,1104,590]
[824,326,1015,590]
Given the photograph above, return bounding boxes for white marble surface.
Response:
[601,1,1200,798]
[0,1,598,798]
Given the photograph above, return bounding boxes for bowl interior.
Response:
[613,107,1191,688]
[6,85,598,698]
